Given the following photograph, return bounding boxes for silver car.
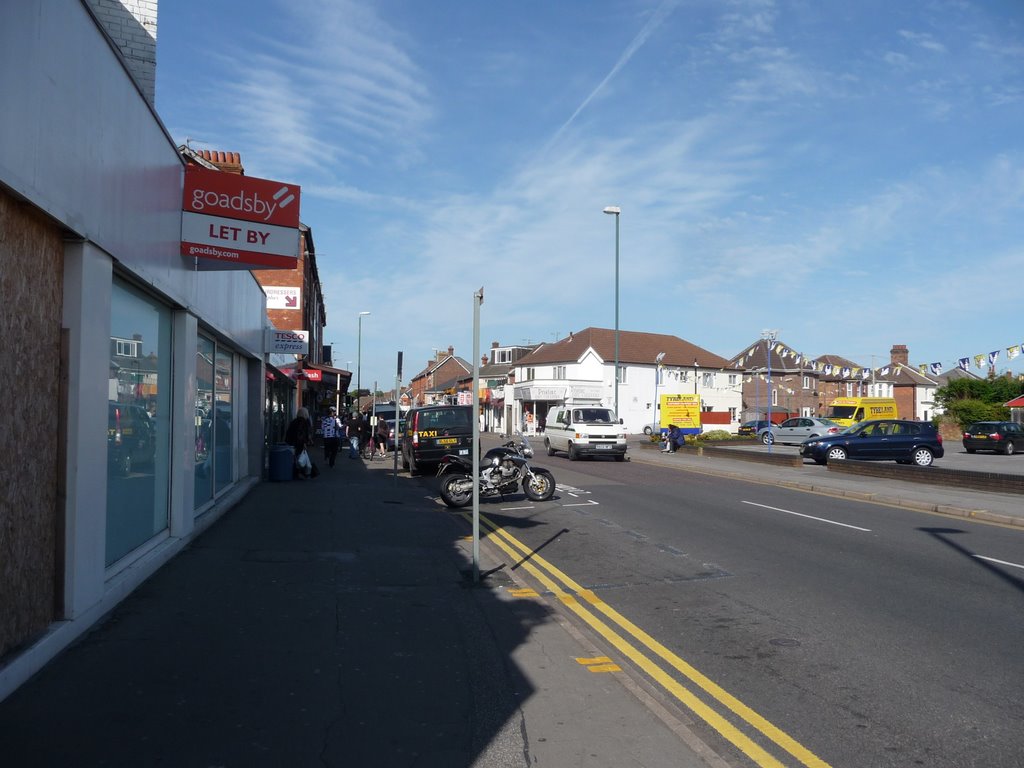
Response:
[758,417,841,445]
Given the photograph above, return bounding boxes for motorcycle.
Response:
[436,433,556,508]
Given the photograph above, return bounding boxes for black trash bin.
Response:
[269,443,293,482]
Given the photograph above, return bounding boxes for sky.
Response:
[155,0,1024,388]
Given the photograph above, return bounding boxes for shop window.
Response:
[194,334,235,508]
[106,279,171,567]
[194,336,215,508]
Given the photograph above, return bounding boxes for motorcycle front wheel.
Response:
[522,469,555,502]
[439,473,474,508]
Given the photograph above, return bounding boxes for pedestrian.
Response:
[321,406,343,467]
[345,410,363,459]
[285,407,315,478]
[375,416,390,457]
[666,424,686,453]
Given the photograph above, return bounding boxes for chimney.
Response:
[890,344,909,366]
[492,341,499,348]
[196,150,245,175]
[87,0,158,106]
[448,345,454,357]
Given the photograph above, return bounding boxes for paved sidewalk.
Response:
[0,450,719,768]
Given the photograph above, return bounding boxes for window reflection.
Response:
[107,280,170,566]
[194,336,214,507]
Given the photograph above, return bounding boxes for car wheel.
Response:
[761,432,773,445]
[643,425,653,436]
[825,446,847,463]
[911,448,934,467]
[568,443,578,461]
[545,439,556,456]
[1003,441,1016,456]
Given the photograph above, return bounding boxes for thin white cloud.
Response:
[547,0,682,148]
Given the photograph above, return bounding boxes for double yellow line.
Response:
[463,510,831,768]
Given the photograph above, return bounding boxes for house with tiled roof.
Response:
[455,341,539,431]
[510,327,741,434]
[409,346,472,405]
[727,338,823,422]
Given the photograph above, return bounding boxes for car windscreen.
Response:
[572,409,615,423]
[966,423,999,434]
[417,408,471,430]
[826,406,857,419]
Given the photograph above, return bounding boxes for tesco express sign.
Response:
[266,329,309,354]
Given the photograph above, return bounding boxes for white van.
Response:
[543,405,628,461]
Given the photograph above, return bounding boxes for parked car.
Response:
[401,405,474,474]
[108,401,156,475]
[758,417,841,445]
[962,421,1024,455]
[738,419,772,436]
[386,418,405,451]
[799,419,944,467]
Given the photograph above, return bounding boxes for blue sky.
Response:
[155,0,1024,387]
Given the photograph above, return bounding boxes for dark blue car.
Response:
[799,419,944,466]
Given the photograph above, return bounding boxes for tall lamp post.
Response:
[357,311,371,413]
[603,206,621,416]
[652,352,665,434]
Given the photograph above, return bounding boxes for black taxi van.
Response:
[401,404,474,474]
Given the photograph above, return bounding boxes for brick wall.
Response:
[87,0,158,105]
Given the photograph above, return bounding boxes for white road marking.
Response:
[563,500,600,508]
[501,505,536,511]
[975,555,1024,571]
[741,500,872,532]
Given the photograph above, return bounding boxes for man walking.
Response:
[345,411,363,459]
[321,406,343,467]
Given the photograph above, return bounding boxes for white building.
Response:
[510,328,741,434]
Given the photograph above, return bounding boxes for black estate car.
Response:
[962,421,1024,455]
[401,404,474,474]
[800,419,944,466]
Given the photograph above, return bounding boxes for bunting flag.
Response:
[861,369,871,380]
[841,366,852,378]
[958,357,970,371]
[930,362,943,376]
[881,366,891,377]
[1008,346,1021,361]
[851,367,860,378]
[974,354,985,369]
[824,364,833,375]
[988,350,1000,367]
[919,364,928,375]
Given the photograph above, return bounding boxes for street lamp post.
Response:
[603,206,621,417]
[652,352,665,434]
[357,311,371,414]
[693,359,699,395]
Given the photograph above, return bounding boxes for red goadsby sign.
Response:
[181,165,301,270]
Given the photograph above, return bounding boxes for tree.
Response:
[934,375,1022,429]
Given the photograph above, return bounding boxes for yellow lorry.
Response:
[823,397,899,427]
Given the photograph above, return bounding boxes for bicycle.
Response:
[362,435,378,461]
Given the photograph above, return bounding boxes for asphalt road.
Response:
[444,450,1024,768]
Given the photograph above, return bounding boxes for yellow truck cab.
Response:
[824,397,898,427]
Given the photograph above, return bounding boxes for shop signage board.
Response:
[265,286,301,309]
[660,393,702,434]
[265,329,309,354]
[181,165,301,270]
